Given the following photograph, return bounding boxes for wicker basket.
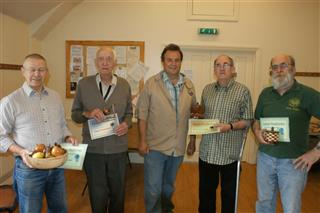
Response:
[26,152,68,169]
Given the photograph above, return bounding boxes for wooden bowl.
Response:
[26,152,68,169]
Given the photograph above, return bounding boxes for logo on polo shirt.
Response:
[287,98,300,111]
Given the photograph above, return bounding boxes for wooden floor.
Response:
[14,162,320,213]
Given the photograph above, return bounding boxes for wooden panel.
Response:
[296,72,320,77]
[62,163,320,213]
[0,154,14,185]
[269,71,320,77]
[65,40,145,98]
[0,63,21,70]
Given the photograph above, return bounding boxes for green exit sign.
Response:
[198,28,218,35]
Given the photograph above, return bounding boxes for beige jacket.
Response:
[137,71,196,156]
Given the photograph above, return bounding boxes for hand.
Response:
[293,149,320,172]
[138,140,149,156]
[65,136,79,145]
[190,112,205,119]
[253,129,270,145]
[19,149,33,168]
[83,108,108,122]
[115,122,129,136]
[217,123,232,133]
[187,141,196,155]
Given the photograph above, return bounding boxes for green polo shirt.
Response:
[255,80,320,158]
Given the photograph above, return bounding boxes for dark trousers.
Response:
[199,159,238,213]
[84,152,127,213]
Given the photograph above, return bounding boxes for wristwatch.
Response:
[229,123,234,131]
[315,142,320,151]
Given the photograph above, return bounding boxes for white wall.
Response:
[38,1,319,154]
[0,8,43,184]
[0,13,28,98]
[0,12,29,184]
[0,12,42,98]
[41,1,319,112]
[0,1,319,167]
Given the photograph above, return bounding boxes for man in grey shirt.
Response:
[71,46,132,213]
[0,53,78,213]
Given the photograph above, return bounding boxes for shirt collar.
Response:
[214,79,235,90]
[161,71,184,86]
[271,79,299,94]
[22,82,48,97]
[96,74,117,86]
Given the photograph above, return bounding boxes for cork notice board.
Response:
[66,40,145,98]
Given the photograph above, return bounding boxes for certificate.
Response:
[88,113,119,140]
[59,143,88,170]
[260,117,290,142]
[188,119,220,135]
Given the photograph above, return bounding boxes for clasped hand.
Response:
[83,108,109,122]
[114,122,129,136]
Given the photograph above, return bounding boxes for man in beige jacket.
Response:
[136,43,196,213]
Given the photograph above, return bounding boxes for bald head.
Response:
[23,53,47,68]
[96,46,117,61]
[270,54,295,68]
[214,55,234,67]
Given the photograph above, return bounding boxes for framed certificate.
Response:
[188,119,220,135]
[88,113,120,140]
[59,143,88,170]
[260,117,290,142]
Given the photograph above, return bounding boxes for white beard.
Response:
[272,72,294,90]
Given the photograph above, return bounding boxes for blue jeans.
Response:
[13,157,67,213]
[256,151,307,213]
[144,150,183,213]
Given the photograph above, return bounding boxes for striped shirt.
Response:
[0,82,71,153]
[199,79,253,165]
[162,72,184,122]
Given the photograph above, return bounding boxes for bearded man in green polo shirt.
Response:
[253,54,320,213]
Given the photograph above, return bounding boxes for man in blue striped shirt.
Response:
[0,53,78,213]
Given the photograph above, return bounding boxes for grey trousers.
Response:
[84,152,127,213]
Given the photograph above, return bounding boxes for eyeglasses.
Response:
[23,67,47,73]
[270,63,291,71]
[214,63,232,70]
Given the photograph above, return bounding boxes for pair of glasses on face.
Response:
[214,63,232,70]
[270,63,291,71]
[23,67,47,73]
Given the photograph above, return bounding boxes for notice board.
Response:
[66,40,145,98]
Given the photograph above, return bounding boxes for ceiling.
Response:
[1,0,63,24]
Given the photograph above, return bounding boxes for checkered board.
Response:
[263,132,279,143]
